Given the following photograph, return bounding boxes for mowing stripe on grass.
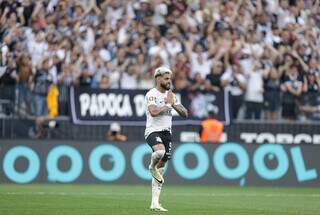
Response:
[1,192,319,198]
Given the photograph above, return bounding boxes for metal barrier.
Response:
[1,118,320,144]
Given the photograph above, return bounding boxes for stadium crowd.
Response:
[0,0,320,121]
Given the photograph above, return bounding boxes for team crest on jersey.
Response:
[156,136,162,143]
[148,96,156,101]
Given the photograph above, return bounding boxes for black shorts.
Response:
[264,92,280,112]
[146,131,172,162]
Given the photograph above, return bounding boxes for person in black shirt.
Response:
[300,70,320,120]
[75,62,93,87]
[189,72,205,92]
[205,61,224,92]
[32,58,53,116]
[0,53,18,86]
[0,53,18,115]
[263,67,281,120]
[221,63,247,120]
[280,65,303,120]
[303,70,320,94]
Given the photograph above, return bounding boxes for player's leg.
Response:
[150,131,172,212]
[146,132,166,183]
[150,160,167,211]
[149,144,165,183]
[149,144,165,173]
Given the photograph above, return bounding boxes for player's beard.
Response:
[160,82,171,90]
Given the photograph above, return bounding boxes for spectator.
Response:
[77,25,95,54]
[149,38,169,66]
[244,61,265,120]
[165,29,183,60]
[0,0,319,123]
[47,84,59,119]
[152,0,168,36]
[27,30,48,68]
[106,122,128,141]
[221,63,247,120]
[200,106,224,143]
[120,64,138,89]
[16,53,33,115]
[0,52,18,115]
[58,63,78,86]
[300,70,320,120]
[172,52,190,91]
[92,56,108,88]
[280,65,303,120]
[105,61,120,89]
[263,67,281,120]
[187,40,212,79]
[99,74,110,89]
[190,73,205,92]
[205,60,224,92]
[32,58,54,117]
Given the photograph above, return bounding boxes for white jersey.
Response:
[144,88,179,138]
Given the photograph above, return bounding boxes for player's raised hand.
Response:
[166,90,174,105]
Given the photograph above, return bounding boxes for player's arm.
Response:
[172,103,188,118]
[168,90,188,118]
[148,104,171,117]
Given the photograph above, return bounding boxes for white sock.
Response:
[151,167,164,207]
[149,150,165,169]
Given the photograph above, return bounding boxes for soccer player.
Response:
[145,66,188,211]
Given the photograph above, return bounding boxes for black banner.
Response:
[227,123,320,144]
[70,87,230,125]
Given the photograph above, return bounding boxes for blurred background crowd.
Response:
[0,0,320,122]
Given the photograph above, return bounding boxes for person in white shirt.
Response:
[28,31,48,68]
[165,30,183,60]
[152,0,168,35]
[77,26,95,55]
[120,65,138,89]
[221,63,247,119]
[148,38,170,66]
[145,66,188,212]
[245,62,266,119]
[186,41,212,79]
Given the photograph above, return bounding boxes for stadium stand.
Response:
[0,0,320,124]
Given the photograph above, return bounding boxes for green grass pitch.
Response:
[0,185,319,215]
